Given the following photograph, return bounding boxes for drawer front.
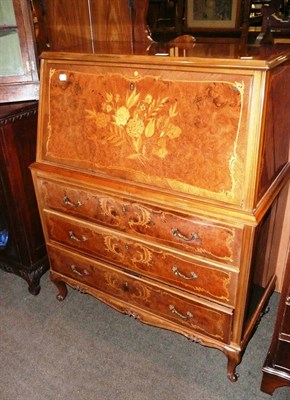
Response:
[38,178,242,266]
[44,212,238,305]
[48,244,233,344]
[39,62,253,205]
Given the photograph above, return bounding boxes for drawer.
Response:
[44,211,238,305]
[47,244,233,344]
[38,178,242,266]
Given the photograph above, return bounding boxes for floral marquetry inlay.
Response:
[86,89,181,163]
[45,67,249,204]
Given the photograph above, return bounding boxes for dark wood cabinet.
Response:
[261,231,290,394]
[32,0,151,52]
[0,1,48,293]
[0,102,48,294]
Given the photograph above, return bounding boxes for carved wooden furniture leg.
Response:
[26,262,49,295]
[50,276,68,301]
[27,277,41,296]
[224,348,242,382]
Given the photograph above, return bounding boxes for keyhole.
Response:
[130,82,135,90]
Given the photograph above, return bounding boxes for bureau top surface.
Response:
[40,41,290,70]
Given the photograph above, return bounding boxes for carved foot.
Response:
[27,271,45,296]
[51,276,68,301]
[28,282,41,296]
[227,369,240,383]
[224,348,242,382]
[0,258,48,296]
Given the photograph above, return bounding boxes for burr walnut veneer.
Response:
[31,43,290,381]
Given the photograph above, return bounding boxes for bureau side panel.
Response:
[257,62,290,201]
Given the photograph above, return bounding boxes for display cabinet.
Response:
[0,0,47,293]
[0,0,39,103]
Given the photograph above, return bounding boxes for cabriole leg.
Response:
[50,275,68,301]
[224,348,242,382]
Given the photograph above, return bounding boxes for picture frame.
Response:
[186,0,240,30]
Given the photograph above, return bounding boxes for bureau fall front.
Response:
[31,44,290,381]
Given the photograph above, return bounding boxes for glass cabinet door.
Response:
[0,0,39,102]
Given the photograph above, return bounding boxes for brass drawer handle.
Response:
[172,266,198,280]
[68,230,88,242]
[71,264,89,276]
[63,195,83,208]
[172,228,200,243]
[169,305,193,320]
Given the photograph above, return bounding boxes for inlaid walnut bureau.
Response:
[30,44,290,382]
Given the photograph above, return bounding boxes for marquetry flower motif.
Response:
[85,88,181,163]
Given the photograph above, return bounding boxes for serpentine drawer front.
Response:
[47,244,233,344]
[38,177,242,266]
[31,49,290,382]
[44,209,238,306]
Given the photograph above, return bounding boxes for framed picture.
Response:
[186,0,240,30]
